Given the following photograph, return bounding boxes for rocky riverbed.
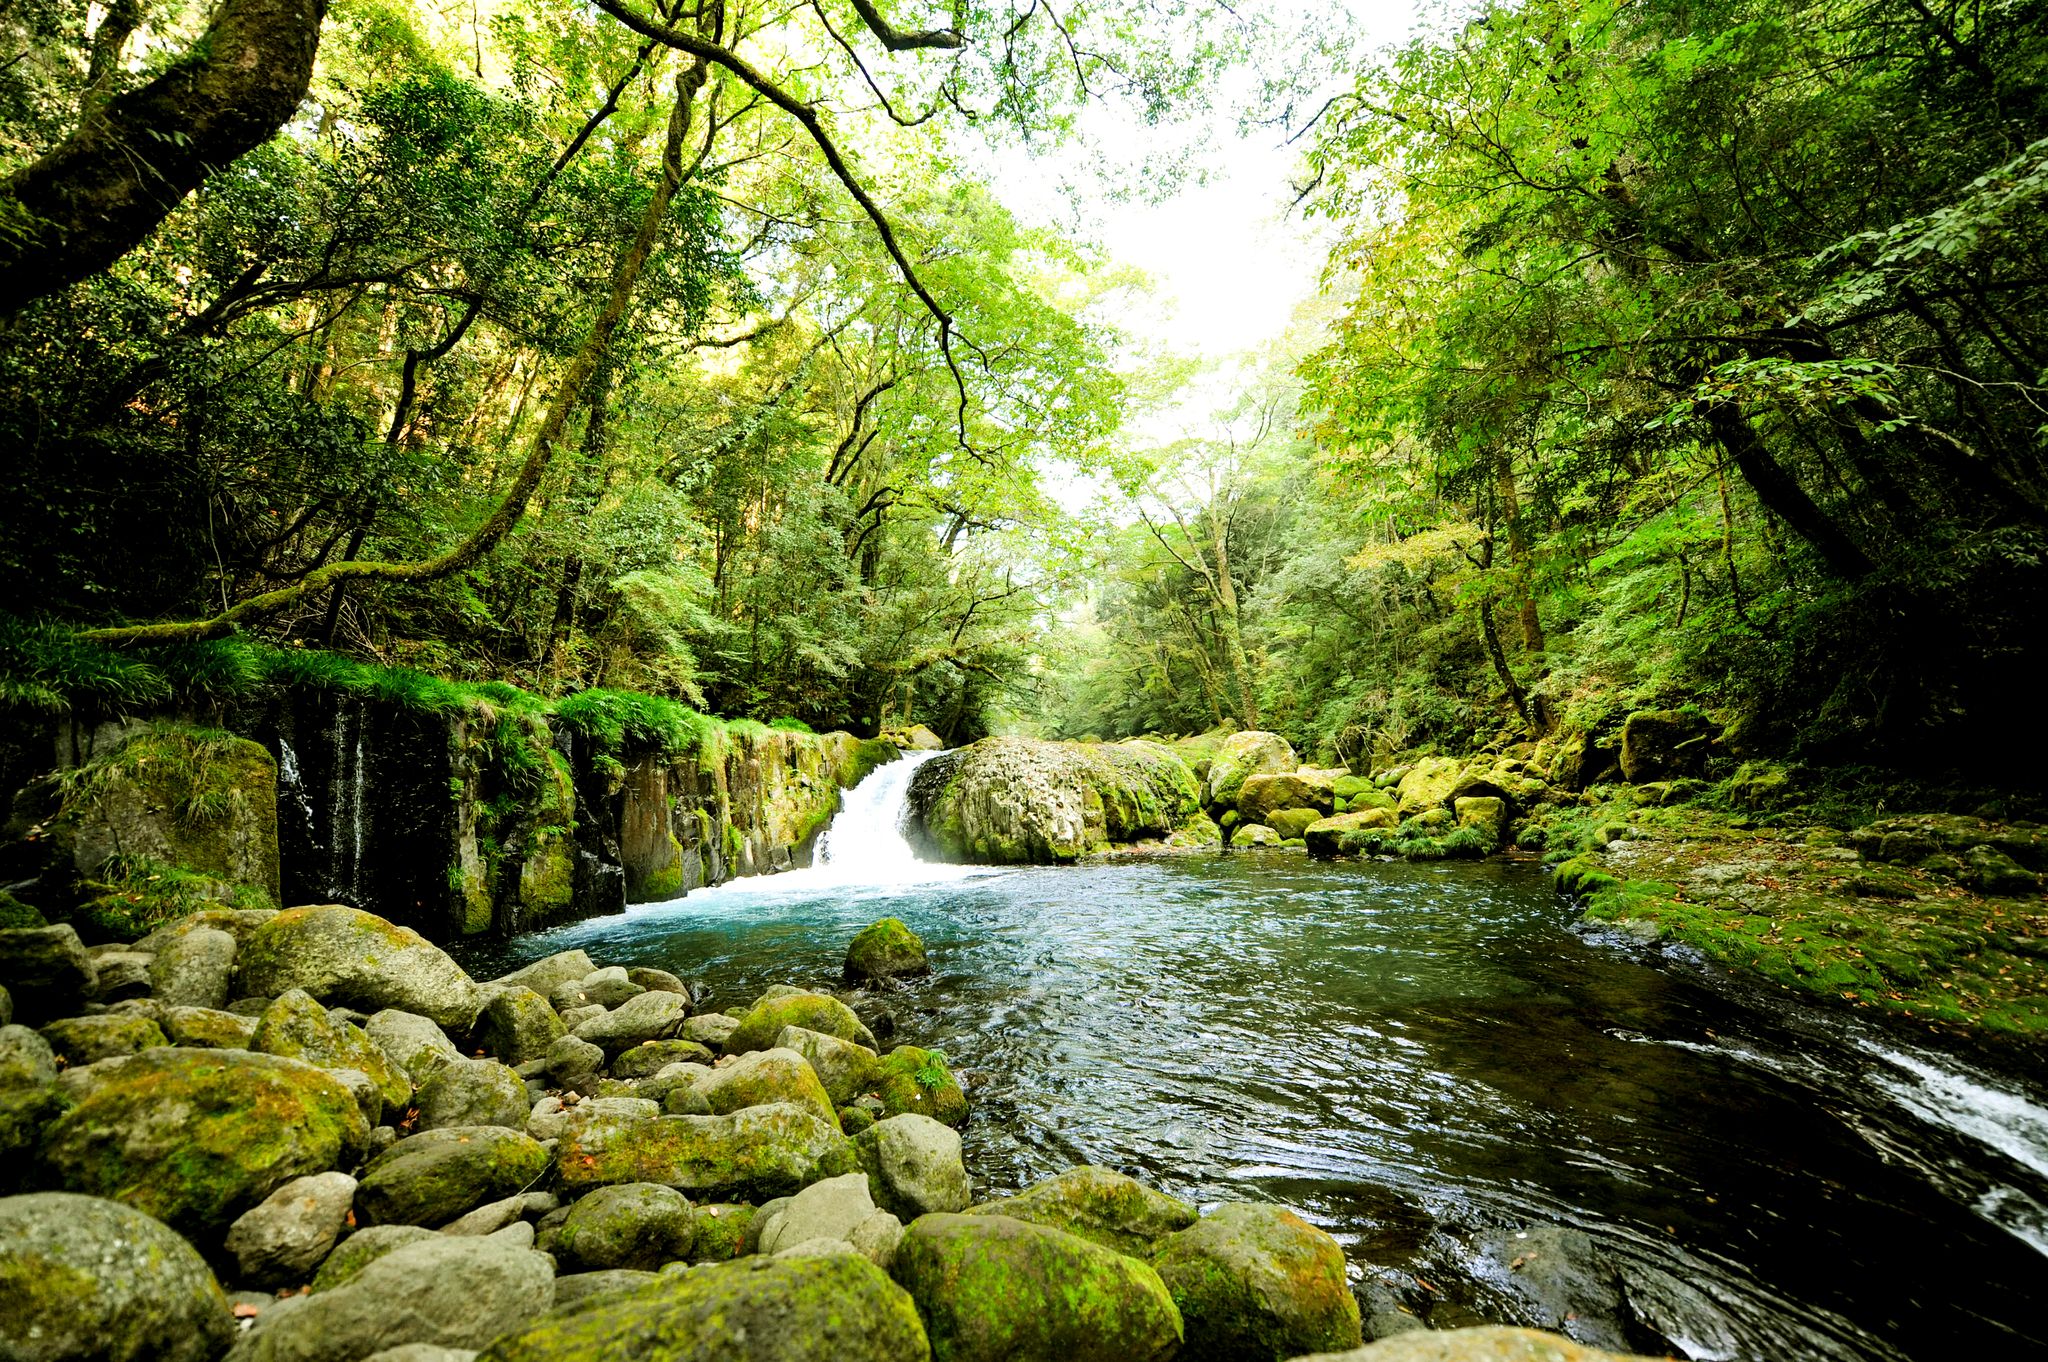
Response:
[0,901,1667,1362]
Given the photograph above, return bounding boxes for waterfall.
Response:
[815,748,943,880]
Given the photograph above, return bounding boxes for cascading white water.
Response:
[815,748,944,879]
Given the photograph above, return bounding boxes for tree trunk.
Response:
[1208,506,1261,729]
[1705,400,1875,580]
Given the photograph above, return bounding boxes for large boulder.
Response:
[252,989,411,1119]
[893,1212,1183,1362]
[909,737,1205,864]
[1454,797,1508,848]
[777,1024,880,1105]
[476,1252,928,1361]
[413,1057,529,1132]
[236,907,483,1029]
[491,950,598,998]
[224,1172,358,1288]
[224,1232,555,1362]
[874,1044,967,1126]
[0,1191,235,1362]
[852,1114,971,1220]
[1206,732,1298,810]
[309,1224,438,1292]
[554,1182,695,1271]
[1395,758,1464,816]
[471,987,564,1067]
[571,990,689,1055]
[38,1013,167,1065]
[363,1010,462,1085]
[1291,1327,1669,1361]
[691,1046,839,1127]
[964,1165,1196,1256]
[0,1023,58,1088]
[1237,771,1335,824]
[1617,710,1712,783]
[355,1126,551,1227]
[1303,810,1396,858]
[845,918,930,985]
[726,989,877,1055]
[38,1047,369,1238]
[1150,1202,1361,1361]
[612,1038,714,1078]
[554,1103,853,1201]
[161,1005,258,1049]
[0,925,97,1023]
[148,925,237,1009]
[757,1171,884,1253]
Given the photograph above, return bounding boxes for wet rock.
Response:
[253,989,411,1119]
[681,1012,738,1050]
[1291,1326,1667,1361]
[845,918,930,985]
[853,1113,970,1220]
[355,1126,551,1228]
[310,1224,438,1291]
[691,1045,840,1127]
[39,1047,369,1238]
[1233,822,1282,848]
[725,989,878,1055]
[611,1038,713,1078]
[1150,1202,1362,1361]
[161,1005,257,1049]
[236,906,484,1030]
[777,1024,880,1105]
[414,1057,529,1132]
[471,988,564,1068]
[149,926,237,1009]
[225,1230,555,1362]
[964,1165,1196,1256]
[478,1253,926,1361]
[225,1171,358,1287]
[363,1010,463,1085]
[0,1191,234,1362]
[874,1044,967,1126]
[490,951,597,998]
[571,990,688,1054]
[554,1102,853,1201]
[894,1212,1182,1362]
[1207,731,1299,809]
[0,1022,58,1088]
[543,1034,606,1094]
[555,1182,695,1271]
[0,924,97,1024]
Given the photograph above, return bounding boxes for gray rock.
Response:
[557,1003,605,1029]
[681,1012,738,1050]
[415,1057,530,1132]
[1288,1327,1667,1361]
[577,966,644,1009]
[252,989,411,1119]
[852,1113,970,1219]
[572,990,688,1054]
[490,951,597,998]
[775,1024,880,1105]
[355,1126,551,1228]
[689,1045,838,1125]
[225,1231,554,1362]
[963,1164,1197,1256]
[544,1034,606,1094]
[633,1061,713,1106]
[0,1022,57,1089]
[438,1194,525,1236]
[365,1010,462,1085]
[526,1095,658,1142]
[225,1172,358,1288]
[87,949,155,1001]
[0,924,96,1024]
[149,926,237,1008]
[471,987,564,1067]
[326,1066,384,1129]
[611,1038,714,1078]
[161,1005,257,1049]
[38,1012,167,1065]
[662,1085,714,1116]
[487,1219,536,1250]
[757,1171,875,1254]
[1152,1201,1363,1360]
[555,1182,695,1271]
[624,966,690,999]
[0,981,10,1024]
[0,1191,234,1362]
[310,1224,438,1292]
[235,906,483,1030]
[550,1269,659,1309]
[360,1348,480,1362]
[553,1104,855,1203]
[850,1209,905,1269]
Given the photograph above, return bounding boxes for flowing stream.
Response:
[455,755,2048,1362]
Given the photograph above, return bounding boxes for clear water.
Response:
[454,764,2048,1362]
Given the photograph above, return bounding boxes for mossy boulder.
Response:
[691,1046,840,1128]
[413,1056,529,1131]
[355,1125,550,1227]
[1232,823,1281,848]
[1394,757,1464,816]
[571,989,690,1055]
[1454,797,1508,849]
[1205,732,1298,810]
[309,1224,438,1292]
[38,1047,369,1239]
[1149,1202,1362,1361]
[777,1024,881,1105]
[0,1191,234,1362]
[365,1009,463,1084]
[846,917,930,984]
[251,988,411,1119]
[161,1005,258,1050]
[0,925,97,1024]
[554,1103,854,1201]
[1617,710,1712,783]
[0,1023,58,1089]
[893,1212,1183,1362]
[147,924,237,1010]
[726,989,876,1055]
[964,1166,1197,1257]
[236,906,483,1029]
[908,738,1205,865]
[1304,810,1397,859]
[555,1182,695,1271]
[471,986,566,1067]
[873,1044,967,1126]
[1269,808,1324,842]
[688,1202,756,1262]
[852,1113,970,1220]
[611,1038,714,1078]
[1331,774,1375,802]
[37,1013,167,1065]
[491,950,598,998]
[1237,772,1335,825]
[477,1252,929,1362]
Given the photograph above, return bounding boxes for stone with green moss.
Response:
[1150,1202,1362,1361]
[1304,810,1396,859]
[413,1056,529,1131]
[1394,757,1463,816]
[845,917,930,984]
[0,1191,235,1362]
[37,1013,167,1066]
[687,1202,755,1262]
[0,1086,67,1193]
[1205,732,1298,810]
[1237,772,1335,825]
[893,1212,1183,1362]
[477,1251,929,1361]
[555,1182,695,1271]
[1,1024,58,1089]
[159,1005,257,1050]
[1269,808,1323,842]
[1291,1326,1672,1361]
[0,890,46,929]
[0,925,96,1025]
[873,1044,966,1127]
[691,1046,840,1128]
[147,924,236,1009]
[1232,823,1281,848]
[471,986,564,1067]
[726,989,876,1054]
[612,1038,714,1078]
[251,988,411,1119]
[964,1166,1197,1257]
[308,1224,438,1292]
[355,1125,550,1227]
[554,1103,854,1201]
[236,905,483,1029]
[776,1024,880,1105]
[38,1047,369,1238]
[1330,774,1374,802]
[1454,796,1508,848]
[908,738,1208,865]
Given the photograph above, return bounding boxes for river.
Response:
[453,753,2048,1361]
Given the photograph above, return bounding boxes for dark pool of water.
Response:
[452,852,2048,1361]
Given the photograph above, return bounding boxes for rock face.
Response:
[1150,1202,1362,1361]
[237,907,484,1028]
[38,1047,370,1238]
[476,1252,928,1361]
[0,1191,235,1362]
[908,738,1206,864]
[893,1212,1183,1362]
[555,1104,853,1201]
[845,917,930,984]
[355,1126,551,1227]
[965,1165,1196,1256]
[1206,732,1299,810]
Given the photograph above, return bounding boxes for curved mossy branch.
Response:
[0,0,327,315]
[80,58,712,649]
